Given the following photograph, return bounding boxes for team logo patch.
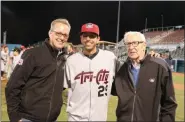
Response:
[86,23,93,28]
[18,59,23,65]
[149,78,155,83]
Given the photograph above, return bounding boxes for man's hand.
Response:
[149,51,160,57]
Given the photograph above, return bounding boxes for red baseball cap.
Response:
[81,23,100,35]
[20,45,26,50]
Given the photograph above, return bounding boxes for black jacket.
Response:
[5,40,67,122]
[111,55,177,122]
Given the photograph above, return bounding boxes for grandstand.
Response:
[144,25,184,45]
[141,25,184,60]
[143,25,184,59]
[160,29,184,43]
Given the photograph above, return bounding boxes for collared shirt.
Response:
[130,64,140,87]
[127,54,147,87]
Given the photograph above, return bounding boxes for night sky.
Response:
[1,1,185,46]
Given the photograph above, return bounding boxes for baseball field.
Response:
[1,73,184,121]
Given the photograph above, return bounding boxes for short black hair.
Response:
[13,47,21,53]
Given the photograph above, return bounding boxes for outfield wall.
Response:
[172,59,184,73]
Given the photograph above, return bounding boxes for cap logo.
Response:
[86,23,93,28]
[149,78,155,83]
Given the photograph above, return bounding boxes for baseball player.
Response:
[64,23,117,121]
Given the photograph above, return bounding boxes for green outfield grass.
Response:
[1,74,184,121]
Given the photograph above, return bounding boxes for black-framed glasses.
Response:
[51,30,69,39]
[124,41,144,47]
[81,33,98,39]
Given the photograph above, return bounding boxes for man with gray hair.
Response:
[111,31,177,121]
[5,18,71,122]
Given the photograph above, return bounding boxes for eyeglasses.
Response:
[81,33,98,39]
[51,30,69,39]
[124,41,144,47]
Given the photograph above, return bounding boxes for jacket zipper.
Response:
[131,89,136,122]
[46,55,59,122]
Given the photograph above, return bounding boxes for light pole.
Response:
[3,31,7,45]
[116,1,121,56]
[145,17,147,33]
[161,14,163,31]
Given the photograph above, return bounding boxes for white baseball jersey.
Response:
[12,54,21,70]
[64,49,117,121]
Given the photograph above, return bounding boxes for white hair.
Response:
[123,31,146,42]
[50,18,71,31]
